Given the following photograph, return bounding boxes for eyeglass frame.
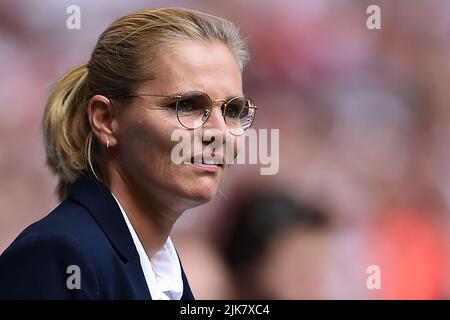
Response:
[115,90,258,133]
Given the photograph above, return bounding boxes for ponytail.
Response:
[42,63,91,201]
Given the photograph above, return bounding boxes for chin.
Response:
[174,170,225,207]
[183,181,220,204]
[191,188,218,203]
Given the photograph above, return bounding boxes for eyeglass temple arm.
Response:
[128,93,180,99]
[127,93,258,109]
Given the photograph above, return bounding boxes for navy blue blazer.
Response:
[0,171,194,299]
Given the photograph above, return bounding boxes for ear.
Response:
[87,95,118,148]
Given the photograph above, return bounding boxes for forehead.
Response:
[143,40,243,98]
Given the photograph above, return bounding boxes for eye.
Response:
[177,99,196,113]
[225,99,246,119]
[226,105,240,118]
[239,106,249,119]
[167,102,178,110]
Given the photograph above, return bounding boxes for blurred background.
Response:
[1,0,450,299]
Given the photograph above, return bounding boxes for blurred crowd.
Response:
[1,0,450,299]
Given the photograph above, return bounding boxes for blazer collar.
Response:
[67,170,139,263]
[68,171,152,298]
[67,170,194,300]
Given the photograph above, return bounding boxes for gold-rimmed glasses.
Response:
[126,90,258,135]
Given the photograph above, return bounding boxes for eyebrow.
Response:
[197,91,245,101]
[132,90,245,102]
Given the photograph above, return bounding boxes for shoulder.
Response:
[0,199,104,299]
[0,228,100,299]
[17,199,95,240]
[11,199,110,261]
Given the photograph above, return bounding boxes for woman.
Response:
[0,7,256,299]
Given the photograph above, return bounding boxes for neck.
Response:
[103,166,181,257]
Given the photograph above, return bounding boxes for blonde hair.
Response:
[42,7,249,201]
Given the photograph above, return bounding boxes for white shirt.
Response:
[112,193,184,300]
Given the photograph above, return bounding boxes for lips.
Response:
[187,162,221,173]
[183,154,225,173]
[185,154,225,167]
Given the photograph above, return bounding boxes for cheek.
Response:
[117,116,178,177]
[117,113,228,201]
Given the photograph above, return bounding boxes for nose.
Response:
[201,103,228,145]
[203,99,228,133]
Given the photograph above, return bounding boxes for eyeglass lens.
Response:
[175,91,256,134]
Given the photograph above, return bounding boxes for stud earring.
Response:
[106,139,110,149]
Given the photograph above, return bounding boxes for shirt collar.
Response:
[111,193,184,300]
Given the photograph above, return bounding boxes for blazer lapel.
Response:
[67,171,151,299]
[180,263,195,300]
